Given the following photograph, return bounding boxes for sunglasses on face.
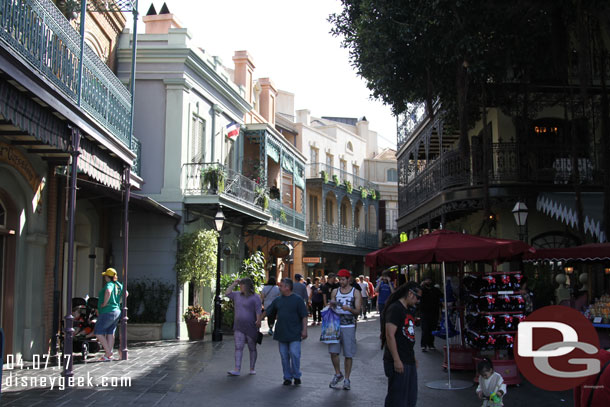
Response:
[409,290,422,300]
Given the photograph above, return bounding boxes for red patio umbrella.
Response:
[364,229,534,391]
[367,229,534,267]
[523,243,610,262]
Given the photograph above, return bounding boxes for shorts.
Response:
[94,310,121,335]
[328,326,357,357]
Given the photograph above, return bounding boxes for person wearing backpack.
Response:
[260,277,281,335]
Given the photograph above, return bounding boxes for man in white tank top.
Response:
[328,269,362,390]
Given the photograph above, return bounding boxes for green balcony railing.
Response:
[0,0,133,148]
[269,199,306,235]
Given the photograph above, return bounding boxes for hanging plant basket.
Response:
[270,243,290,258]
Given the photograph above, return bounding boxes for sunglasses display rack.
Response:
[462,270,524,385]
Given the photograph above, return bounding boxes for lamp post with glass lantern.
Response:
[512,201,529,243]
[212,206,225,342]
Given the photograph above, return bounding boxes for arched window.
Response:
[346,141,353,152]
[387,168,398,182]
[0,198,5,227]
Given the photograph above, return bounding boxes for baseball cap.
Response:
[294,274,302,281]
[337,269,351,278]
[102,268,117,277]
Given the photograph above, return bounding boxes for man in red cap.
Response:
[328,268,362,390]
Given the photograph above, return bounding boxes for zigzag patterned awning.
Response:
[536,192,605,243]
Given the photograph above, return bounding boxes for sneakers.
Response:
[249,369,256,375]
[329,372,344,388]
[227,370,240,376]
[283,379,292,385]
[293,378,301,385]
[343,379,351,390]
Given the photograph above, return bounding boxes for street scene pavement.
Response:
[2,313,572,406]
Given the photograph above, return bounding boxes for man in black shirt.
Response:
[420,276,442,351]
[382,281,421,407]
[321,273,339,306]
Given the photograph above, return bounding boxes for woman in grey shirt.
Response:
[261,277,281,335]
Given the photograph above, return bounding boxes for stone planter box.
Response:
[127,323,164,341]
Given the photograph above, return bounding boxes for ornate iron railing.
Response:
[307,223,378,249]
[399,142,603,217]
[182,162,261,207]
[0,0,132,147]
[307,162,378,191]
[268,199,306,235]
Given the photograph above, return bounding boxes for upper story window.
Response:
[353,164,360,178]
[190,115,206,163]
[346,141,353,153]
[326,153,333,168]
[310,147,318,164]
[340,159,347,180]
[387,168,398,182]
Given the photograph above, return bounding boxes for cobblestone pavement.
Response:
[1,313,572,406]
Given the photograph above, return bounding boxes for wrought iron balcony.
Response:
[268,199,306,235]
[307,223,378,249]
[182,162,264,207]
[307,162,378,192]
[398,142,604,217]
[0,0,133,152]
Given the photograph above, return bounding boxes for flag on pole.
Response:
[226,122,240,138]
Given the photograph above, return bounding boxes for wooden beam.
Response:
[27,148,65,154]
[10,140,43,146]
[0,130,29,136]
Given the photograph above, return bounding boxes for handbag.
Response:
[256,330,263,344]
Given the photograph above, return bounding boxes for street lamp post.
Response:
[212,206,225,342]
[512,201,529,243]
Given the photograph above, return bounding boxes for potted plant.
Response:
[269,185,280,200]
[255,186,269,210]
[183,305,210,341]
[279,209,288,223]
[361,188,369,199]
[176,229,218,340]
[344,180,353,194]
[320,170,329,184]
[202,165,225,193]
[333,174,340,186]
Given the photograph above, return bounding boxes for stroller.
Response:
[66,297,100,359]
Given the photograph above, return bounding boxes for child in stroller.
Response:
[70,297,100,359]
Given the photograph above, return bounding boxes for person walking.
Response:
[420,276,442,351]
[328,269,362,390]
[376,271,395,314]
[257,279,308,385]
[293,274,308,303]
[358,275,369,319]
[381,281,421,407]
[365,276,376,312]
[95,268,125,361]
[225,278,262,376]
[310,277,324,325]
[321,273,339,306]
[261,277,281,335]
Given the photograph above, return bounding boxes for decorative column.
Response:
[120,166,131,360]
[63,127,81,378]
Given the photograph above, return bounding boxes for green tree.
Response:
[330,0,610,240]
[176,229,218,305]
